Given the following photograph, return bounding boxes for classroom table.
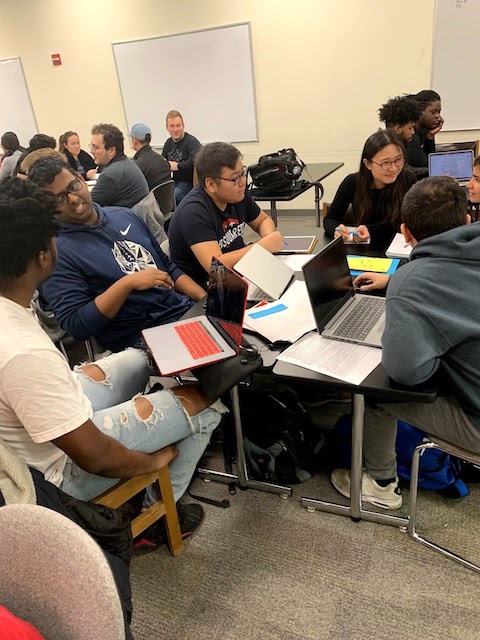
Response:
[250,162,344,227]
[180,300,293,498]
[273,349,437,527]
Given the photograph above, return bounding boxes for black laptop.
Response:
[302,238,385,348]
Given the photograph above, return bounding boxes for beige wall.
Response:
[0,0,477,206]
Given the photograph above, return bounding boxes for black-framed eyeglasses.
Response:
[52,178,83,207]
[370,156,405,171]
[217,167,247,186]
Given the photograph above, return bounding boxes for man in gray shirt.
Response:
[90,123,148,209]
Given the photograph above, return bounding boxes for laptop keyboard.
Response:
[248,283,273,302]
[175,321,222,360]
[332,297,385,341]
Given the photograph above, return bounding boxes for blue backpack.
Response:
[395,421,469,497]
[331,415,469,497]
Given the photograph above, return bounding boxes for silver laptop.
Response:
[428,150,474,186]
[302,237,385,348]
[234,243,295,301]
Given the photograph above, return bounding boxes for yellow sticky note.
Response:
[347,256,393,273]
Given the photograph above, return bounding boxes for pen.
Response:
[335,227,360,236]
[284,241,289,246]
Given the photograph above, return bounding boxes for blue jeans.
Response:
[61,349,223,503]
[175,181,193,205]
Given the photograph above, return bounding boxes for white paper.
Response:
[276,332,382,385]
[386,233,412,259]
[243,296,316,343]
[277,254,315,271]
[279,281,316,319]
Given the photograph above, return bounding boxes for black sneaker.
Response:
[133,503,204,551]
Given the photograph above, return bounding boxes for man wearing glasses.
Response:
[90,123,149,209]
[168,142,284,288]
[28,157,206,353]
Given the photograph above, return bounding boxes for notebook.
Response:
[386,233,412,259]
[428,150,474,186]
[234,244,295,301]
[142,257,248,374]
[275,235,318,254]
[302,237,385,348]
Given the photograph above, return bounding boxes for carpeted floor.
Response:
[130,437,480,640]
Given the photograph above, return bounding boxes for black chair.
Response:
[152,179,175,224]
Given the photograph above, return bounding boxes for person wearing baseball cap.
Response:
[130,122,171,190]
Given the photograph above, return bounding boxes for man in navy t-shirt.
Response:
[168,142,284,287]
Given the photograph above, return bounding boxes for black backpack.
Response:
[248,148,305,192]
[240,388,325,484]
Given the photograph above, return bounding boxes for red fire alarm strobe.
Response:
[51,53,61,66]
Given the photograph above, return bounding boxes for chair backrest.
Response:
[151,179,175,219]
[160,238,171,257]
[322,202,354,225]
[132,191,168,244]
[0,503,126,640]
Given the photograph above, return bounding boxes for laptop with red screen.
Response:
[142,257,248,375]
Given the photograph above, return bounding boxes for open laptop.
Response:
[234,243,295,301]
[428,149,474,186]
[302,237,385,348]
[142,257,248,374]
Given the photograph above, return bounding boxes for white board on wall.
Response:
[432,0,480,131]
[112,22,258,147]
[0,58,37,146]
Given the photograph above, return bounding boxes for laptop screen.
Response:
[302,238,354,331]
[206,257,248,348]
[428,150,474,180]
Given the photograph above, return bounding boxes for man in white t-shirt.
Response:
[0,178,225,542]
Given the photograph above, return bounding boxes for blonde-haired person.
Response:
[162,109,201,204]
[59,131,96,180]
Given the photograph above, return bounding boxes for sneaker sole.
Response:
[331,477,402,510]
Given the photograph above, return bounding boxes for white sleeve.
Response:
[0,348,92,443]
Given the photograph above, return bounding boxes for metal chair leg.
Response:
[405,439,480,574]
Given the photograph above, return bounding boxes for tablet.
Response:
[276,235,318,254]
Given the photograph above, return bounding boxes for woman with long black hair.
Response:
[324,129,416,249]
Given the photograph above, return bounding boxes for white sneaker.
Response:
[331,468,402,510]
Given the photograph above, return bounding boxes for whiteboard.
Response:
[0,58,37,146]
[112,23,258,146]
[432,0,480,130]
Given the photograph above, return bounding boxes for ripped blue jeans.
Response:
[61,349,223,503]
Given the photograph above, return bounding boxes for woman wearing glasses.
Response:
[324,129,416,249]
[59,131,97,180]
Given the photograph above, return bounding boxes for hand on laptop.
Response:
[128,268,174,291]
[353,272,389,292]
[257,230,285,253]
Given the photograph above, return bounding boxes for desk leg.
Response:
[270,201,278,227]
[350,393,364,521]
[198,385,292,497]
[301,393,408,528]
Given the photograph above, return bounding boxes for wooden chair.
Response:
[322,202,354,224]
[93,465,184,556]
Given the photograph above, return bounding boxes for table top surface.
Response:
[250,161,344,201]
[273,358,437,403]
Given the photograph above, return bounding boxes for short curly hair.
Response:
[0,178,59,286]
[378,96,422,127]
